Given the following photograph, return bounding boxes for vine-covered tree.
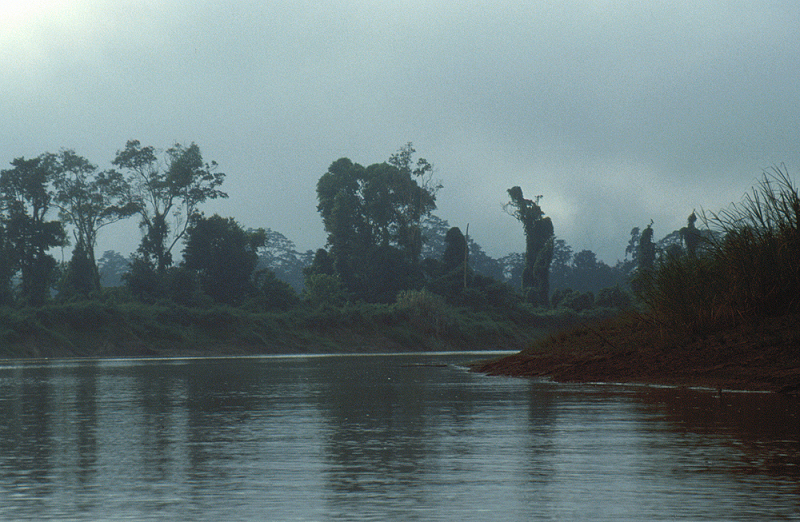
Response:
[112,140,227,274]
[0,156,66,305]
[638,221,656,272]
[442,226,467,273]
[504,186,554,306]
[680,211,701,257]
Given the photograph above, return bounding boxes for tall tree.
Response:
[638,221,656,272]
[504,186,554,306]
[443,226,467,273]
[48,149,135,292]
[680,211,701,257]
[255,228,312,292]
[112,140,227,273]
[0,220,15,304]
[0,156,66,305]
[316,151,437,302]
[388,142,441,261]
[183,214,266,304]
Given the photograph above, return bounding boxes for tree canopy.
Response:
[0,156,66,305]
[183,214,266,304]
[112,140,227,273]
[315,145,438,302]
[48,149,136,292]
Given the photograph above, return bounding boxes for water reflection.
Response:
[0,355,797,521]
[636,387,800,486]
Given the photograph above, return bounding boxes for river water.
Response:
[0,353,798,521]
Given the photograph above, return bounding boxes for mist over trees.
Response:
[0,140,720,316]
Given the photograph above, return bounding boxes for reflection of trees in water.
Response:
[0,364,55,495]
[182,360,270,487]
[134,362,186,482]
[523,382,558,485]
[0,362,101,513]
[635,387,800,482]
[316,362,427,493]
[312,357,491,508]
[74,362,99,487]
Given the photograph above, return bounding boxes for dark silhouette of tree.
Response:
[638,221,656,272]
[49,149,136,292]
[315,150,437,302]
[572,249,599,276]
[60,242,96,299]
[443,226,467,272]
[625,227,641,262]
[420,215,505,284]
[0,221,15,304]
[182,214,266,304]
[112,140,227,274]
[423,226,469,299]
[680,211,701,257]
[123,257,161,301]
[504,186,554,306]
[304,248,336,278]
[250,270,299,311]
[0,156,66,305]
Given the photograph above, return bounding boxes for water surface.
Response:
[1,353,798,521]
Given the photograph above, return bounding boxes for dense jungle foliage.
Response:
[3,141,792,356]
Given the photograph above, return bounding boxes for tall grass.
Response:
[637,166,799,333]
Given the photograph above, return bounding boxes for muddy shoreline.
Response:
[472,312,800,394]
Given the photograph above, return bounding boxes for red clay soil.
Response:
[473,312,800,394]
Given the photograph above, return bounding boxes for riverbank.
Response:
[1,301,614,359]
[472,312,800,394]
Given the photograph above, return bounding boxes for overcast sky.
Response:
[3,1,799,264]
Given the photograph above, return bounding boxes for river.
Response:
[1,353,798,521]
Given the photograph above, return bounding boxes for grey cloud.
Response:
[2,1,799,265]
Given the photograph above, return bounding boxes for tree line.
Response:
[1,140,702,312]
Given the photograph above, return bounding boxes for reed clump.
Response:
[637,166,799,334]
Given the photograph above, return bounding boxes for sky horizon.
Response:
[3,1,799,265]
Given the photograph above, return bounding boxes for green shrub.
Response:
[395,289,453,337]
[302,273,346,309]
[596,285,633,309]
